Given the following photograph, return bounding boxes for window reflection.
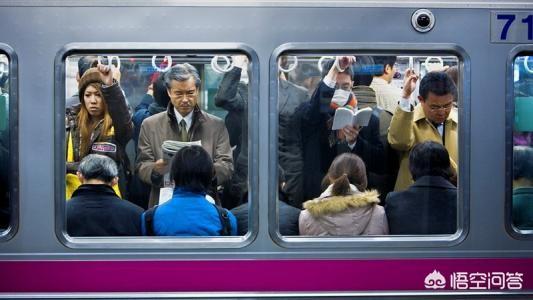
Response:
[0,54,9,230]
[64,54,250,237]
[512,56,533,231]
[278,54,459,237]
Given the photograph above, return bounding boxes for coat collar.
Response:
[303,190,380,217]
[413,104,458,125]
[71,184,118,198]
[411,175,456,189]
[166,103,206,127]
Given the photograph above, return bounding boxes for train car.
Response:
[1,0,533,298]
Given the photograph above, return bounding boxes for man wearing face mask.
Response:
[299,56,384,204]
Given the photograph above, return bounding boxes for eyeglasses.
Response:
[428,103,453,112]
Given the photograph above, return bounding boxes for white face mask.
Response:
[330,89,356,110]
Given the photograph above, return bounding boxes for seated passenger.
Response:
[67,154,144,236]
[299,153,388,236]
[385,141,457,234]
[388,71,458,191]
[512,145,533,229]
[136,63,233,208]
[141,146,237,236]
[66,64,133,199]
[231,167,301,235]
[299,56,384,204]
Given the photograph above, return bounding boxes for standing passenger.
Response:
[66,64,133,199]
[369,56,402,114]
[388,71,458,191]
[512,146,533,229]
[299,56,384,204]
[299,153,388,236]
[136,63,233,208]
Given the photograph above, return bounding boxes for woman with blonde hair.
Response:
[66,64,133,198]
[299,153,388,236]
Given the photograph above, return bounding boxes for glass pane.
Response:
[0,54,9,230]
[64,53,250,237]
[278,54,459,236]
[512,55,533,231]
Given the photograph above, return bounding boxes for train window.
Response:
[275,53,462,239]
[0,53,10,234]
[61,52,253,242]
[511,55,533,233]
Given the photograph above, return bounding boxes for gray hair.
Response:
[77,154,118,183]
[164,63,201,89]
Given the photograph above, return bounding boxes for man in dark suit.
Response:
[385,141,457,234]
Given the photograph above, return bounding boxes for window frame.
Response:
[0,43,19,242]
[506,45,533,239]
[54,43,259,249]
[269,43,471,248]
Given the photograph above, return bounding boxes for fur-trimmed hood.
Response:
[303,189,380,217]
[299,185,388,236]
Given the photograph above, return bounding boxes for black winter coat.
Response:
[67,184,144,236]
[385,175,457,234]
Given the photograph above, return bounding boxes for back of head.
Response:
[408,141,451,181]
[322,153,368,195]
[419,71,457,101]
[171,145,213,193]
[153,72,171,107]
[320,58,354,79]
[372,56,397,76]
[77,56,98,78]
[78,154,118,184]
[444,66,459,86]
[164,63,201,89]
[513,146,533,181]
[352,55,375,86]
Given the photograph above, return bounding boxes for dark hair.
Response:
[320,58,354,79]
[408,141,452,181]
[513,146,533,181]
[77,154,118,184]
[418,71,457,101]
[171,145,214,193]
[352,56,375,86]
[293,63,320,84]
[77,56,98,78]
[372,56,397,76]
[153,73,171,107]
[321,153,367,194]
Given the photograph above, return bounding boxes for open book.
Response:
[331,107,373,130]
[162,140,202,161]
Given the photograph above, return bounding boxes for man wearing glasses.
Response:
[388,71,458,191]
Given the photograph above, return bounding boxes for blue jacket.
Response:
[141,187,238,236]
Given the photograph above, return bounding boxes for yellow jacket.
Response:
[387,105,458,191]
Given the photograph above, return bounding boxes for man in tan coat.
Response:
[388,71,458,191]
[136,63,233,207]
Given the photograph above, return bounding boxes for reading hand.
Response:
[153,159,169,175]
[342,125,360,144]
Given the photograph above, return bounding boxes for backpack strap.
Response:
[144,205,158,236]
[212,204,231,236]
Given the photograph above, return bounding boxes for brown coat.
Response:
[387,104,458,191]
[299,188,389,236]
[136,105,233,207]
